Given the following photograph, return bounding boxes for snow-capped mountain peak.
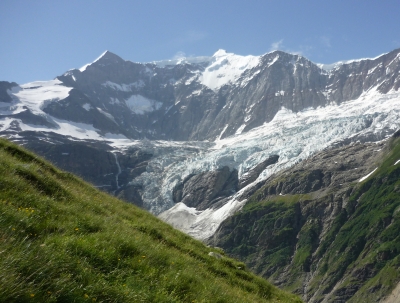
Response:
[212,49,228,57]
[199,50,261,90]
[79,50,122,72]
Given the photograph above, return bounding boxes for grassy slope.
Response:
[323,136,400,302]
[0,138,302,303]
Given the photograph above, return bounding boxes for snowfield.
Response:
[4,80,72,115]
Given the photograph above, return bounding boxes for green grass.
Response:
[213,136,400,301]
[221,195,304,278]
[0,138,302,303]
[299,137,400,299]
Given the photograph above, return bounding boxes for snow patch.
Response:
[217,124,229,140]
[235,124,246,135]
[359,168,378,182]
[102,80,145,91]
[125,95,162,114]
[82,103,92,111]
[97,107,116,123]
[109,98,121,105]
[267,55,279,67]
[7,80,71,115]
[79,50,108,72]
[159,197,247,240]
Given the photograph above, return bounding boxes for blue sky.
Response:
[1,0,399,84]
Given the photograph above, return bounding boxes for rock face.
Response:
[239,155,279,189]
[209,137,400,303]
[0,81,17,103]
[24,133,152,207]
[173,166,238,210]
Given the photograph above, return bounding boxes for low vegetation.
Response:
[0,138,302,303]
[212,135,400,302]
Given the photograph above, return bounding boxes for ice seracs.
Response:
[157,86,400,239]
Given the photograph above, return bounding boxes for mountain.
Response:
[1,48,400,301]
[3,48,400,142]
[208,132,400,303]
[1,47,400,230]
[0,137,302,302]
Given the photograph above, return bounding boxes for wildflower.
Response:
[75,228,79,231]
[84,293,89,298]
[142,255,146,258]
[30,293,35,297]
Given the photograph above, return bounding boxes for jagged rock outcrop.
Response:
[0,81,17,103]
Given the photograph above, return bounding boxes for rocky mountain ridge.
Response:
[2,48,400,142]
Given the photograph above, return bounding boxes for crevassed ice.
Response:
[151,87,400,239]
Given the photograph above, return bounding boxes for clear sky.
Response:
[1,0,399,84]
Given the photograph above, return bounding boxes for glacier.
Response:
[154,86,400,239]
